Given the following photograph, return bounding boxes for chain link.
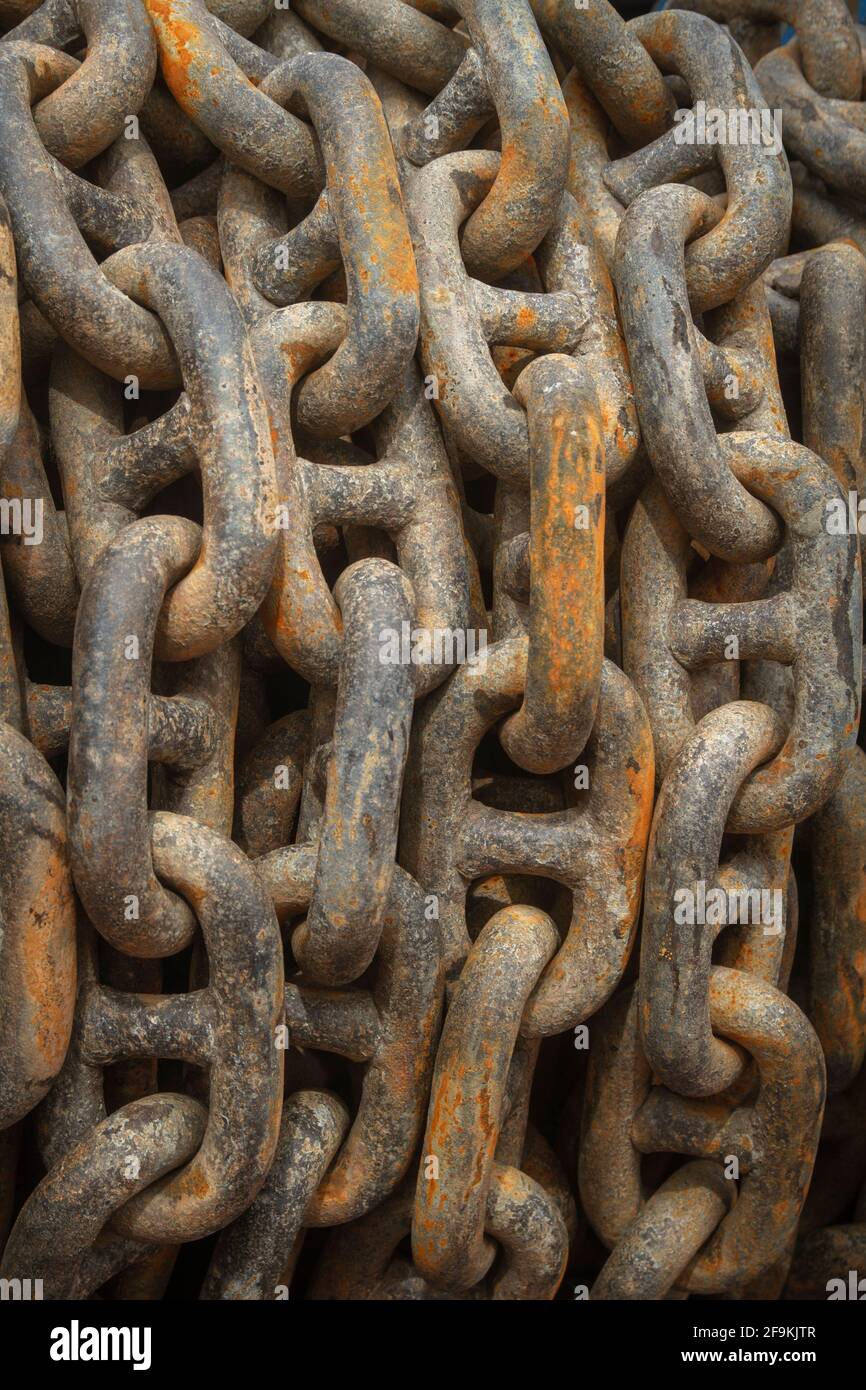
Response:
[0,0,864,1304]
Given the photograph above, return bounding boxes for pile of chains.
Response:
[0,0,864,1304]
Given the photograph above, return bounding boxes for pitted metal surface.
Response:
[0,0,864,1305]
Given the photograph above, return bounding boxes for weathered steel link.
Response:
[258,344,470,690]
[639,701,788,1096]
[589,1159,735,1300]
[293,0,468,97]
[0,0,864,1308]
[143,0,319,197]
[296,559,414,984]
[406,149,583,482]
[623,441,862,826]
[497,354,605,773]
[615,187,783,561]
[202,1089,350,1299]
[253,52,420,438]
[0,48,179,384]
[260,850,443,1226]
[676,0,862,100]
[53,241,278,659]
[412,904,567,1293]
[0,1093,207,1297]
[2,0,158,167]
[0,721,76,1129]
[756,28,866,198]
[609,9,793,310]
[68,517,232,954]
[401,643,654,1031]
[530,0,675,145]
[582,975,826,1294]
[403,0,570,280]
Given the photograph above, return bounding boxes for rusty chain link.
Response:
[0,0,865,1311]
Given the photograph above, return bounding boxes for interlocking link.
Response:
[0,0,864,1309]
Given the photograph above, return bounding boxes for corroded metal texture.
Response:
[0,0,864,1308]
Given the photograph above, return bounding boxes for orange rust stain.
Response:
[278,340,320,381]
[146,0,203,104]
[21,849,76,1074]
[182,1165,212,1199]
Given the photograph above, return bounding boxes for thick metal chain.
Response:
[0,0,864,1304]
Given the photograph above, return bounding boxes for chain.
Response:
[0,0,864,1305]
